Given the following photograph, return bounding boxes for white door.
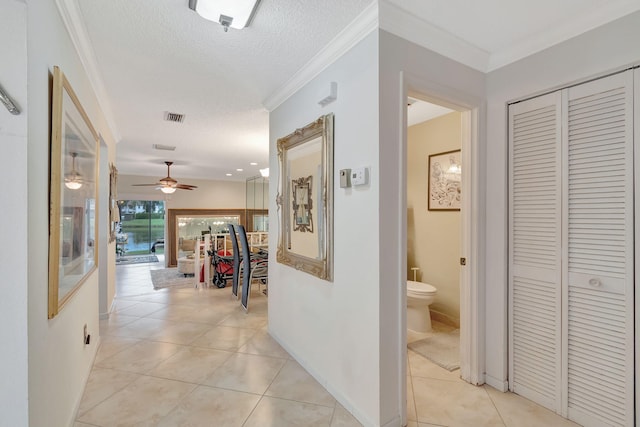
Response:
[562,71,634,427]
[509,70,635,426]
[509,91,563,412]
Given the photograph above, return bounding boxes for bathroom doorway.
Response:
[402,87,482,388]
[402,90,484,421]
[406,99,462,365]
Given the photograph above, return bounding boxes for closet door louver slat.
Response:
[509,93,562,412]
[565,72,634,427]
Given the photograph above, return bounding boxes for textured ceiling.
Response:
[76,0,640,184]
[78,0,372,181]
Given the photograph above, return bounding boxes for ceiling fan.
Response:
[132,161,197,194]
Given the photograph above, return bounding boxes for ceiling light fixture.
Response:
[64,152,83,190]
[260,168,269,178]
[160,186,176,194]
[188,0,262,32]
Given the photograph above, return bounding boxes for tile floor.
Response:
[75,259,581,426]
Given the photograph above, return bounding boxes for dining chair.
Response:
[228,224,241,299]
[237,225,268,312]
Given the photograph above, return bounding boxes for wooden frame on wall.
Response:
[428,149,461,211]
[48,66,99,318]
[108,163,119,242]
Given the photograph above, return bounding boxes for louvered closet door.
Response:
[509,92,563,412]
[563,71,634,427]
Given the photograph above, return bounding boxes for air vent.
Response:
[153,144,176,151]
[164,111,185,123]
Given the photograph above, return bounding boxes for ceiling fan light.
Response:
[65,178,83,190]
[161,186,176,194]
[189,0,261,30]
[65,152,83,190]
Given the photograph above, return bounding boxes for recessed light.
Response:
[236,168,243,172]
[250,162,257,166]
[226,173,232,176]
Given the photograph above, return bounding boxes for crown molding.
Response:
[488,2,640,71]
[55,0,121,143]
[263,2,378,112]
[379,1,489,72]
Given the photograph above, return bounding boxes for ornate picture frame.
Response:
[48,66,99,318]
[277,113,334,281]
[292,175,313,232]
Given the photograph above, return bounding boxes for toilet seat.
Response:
[407,280,437,297]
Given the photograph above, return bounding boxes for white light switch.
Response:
[351,167,369,186]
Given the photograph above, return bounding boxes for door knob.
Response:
[588,278,601,287]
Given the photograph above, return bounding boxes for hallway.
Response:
[74,261,580,426]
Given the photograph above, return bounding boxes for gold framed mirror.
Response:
[276,113,333,281]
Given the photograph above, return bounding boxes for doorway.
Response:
[116,200,165,261]
[400,82,483,424]
[405,98,462,350]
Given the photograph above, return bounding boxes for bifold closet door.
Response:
[509,70,635,425]
[562,71,634,427]
[509,92,563,413]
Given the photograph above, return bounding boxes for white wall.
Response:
[269,31,382,425]
[118,174,246,209]
[407,112,461,324]
[26,1,118,425]
[0,1,28,424]
[484,11,640,390]
[378,30,486,424]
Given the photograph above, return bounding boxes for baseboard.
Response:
[69,335,101,426]
[268,329,379,427]
[381,414,402,427]
[484,374,508,392]
[99,297,117,320]
[430,310,459,328]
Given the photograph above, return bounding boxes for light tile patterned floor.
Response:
[75,259,581,426]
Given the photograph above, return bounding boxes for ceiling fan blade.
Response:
[131,162,197,191]
[175,184,197,190]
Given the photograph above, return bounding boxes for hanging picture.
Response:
[292,175,313,232]
[48,66,99,318]
[108,163,119,242]
[428,149,461,211]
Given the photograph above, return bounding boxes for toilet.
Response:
[407,280,437,332]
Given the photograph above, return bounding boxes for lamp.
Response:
[188,0,262,31]
[65,152,83,190]
[160,186,176,194]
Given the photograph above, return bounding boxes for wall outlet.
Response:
[351,167,369,186]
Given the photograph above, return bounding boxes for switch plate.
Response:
[351,167,369,186]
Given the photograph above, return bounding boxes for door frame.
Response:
[398,70,484,422]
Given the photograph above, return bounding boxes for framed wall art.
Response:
[292,175,313,232]
[108,163,119,242]
[48,66,99,318]
[428,149,461,211]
